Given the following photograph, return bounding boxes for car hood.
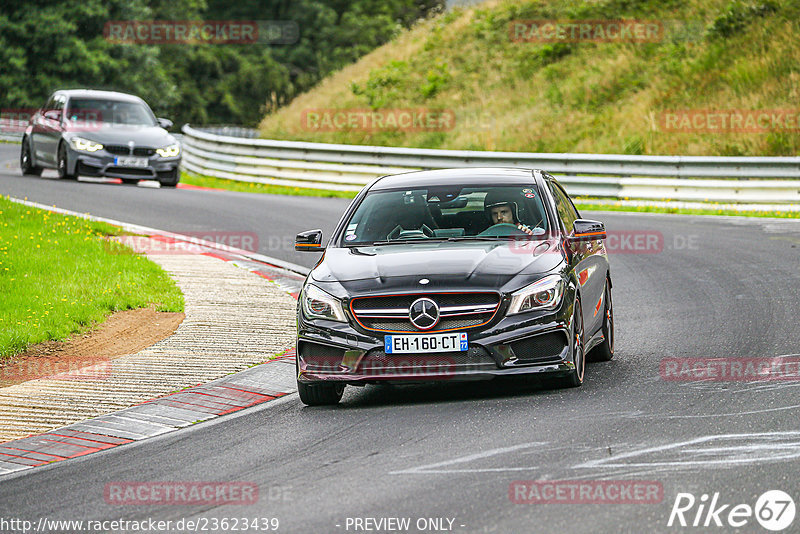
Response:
[311,241,563,292]
[66,125,175,147]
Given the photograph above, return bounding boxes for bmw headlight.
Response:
[507,274,565,315]
[70,137,103,152]
[302,284,347,322]
[156,144,180,158]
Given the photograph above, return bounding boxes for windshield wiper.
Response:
[369,237,451,246]
[445,236,507,241]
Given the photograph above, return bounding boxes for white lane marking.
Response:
[575,432,800,470]
[389,442,545,475]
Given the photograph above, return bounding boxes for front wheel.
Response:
[57,143,77,180]
[297,380,344,406]
[588,282,614,362]
[159,169,180,188]
[20,138,43,176]
[558,299,585,388]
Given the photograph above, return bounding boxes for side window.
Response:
[43,96,56,114]
[548,181,578,233]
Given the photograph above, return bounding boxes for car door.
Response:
[30,95,56,164]
[548,178,608,336]
[33,94,65,165]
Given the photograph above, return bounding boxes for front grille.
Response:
[106,167,153,176]
[105,145,129,155]
[509,332,567,363]
[358,346,496,375]
[133,147,155,157]
[351,292,500,333]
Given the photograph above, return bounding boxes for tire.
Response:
[121,178,140,185]
[558,299,585,388]
[20,138,43,176]
[297,380,344,406]
[159,169,180,188]
[57,143,77,180]
[588,282,614,362]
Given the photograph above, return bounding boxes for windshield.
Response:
[66,98,157,126]
[341,185,551,245]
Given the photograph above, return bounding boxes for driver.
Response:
[483,190,534,235]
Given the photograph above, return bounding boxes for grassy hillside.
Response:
[259,0,800,156]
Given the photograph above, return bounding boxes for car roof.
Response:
[53,89,146,103]
[368,167,540,191]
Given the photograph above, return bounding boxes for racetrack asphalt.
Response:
[2,143,800,533]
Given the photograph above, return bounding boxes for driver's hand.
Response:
[517,223,534,235]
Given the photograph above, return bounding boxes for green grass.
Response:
[180,171,359,199]
[260,0,800,157]
[0,196,184,359]
[181,172,797,219]
[575,200,800,218]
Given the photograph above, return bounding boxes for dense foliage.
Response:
[0,0,443,126]
[259,0,800,156]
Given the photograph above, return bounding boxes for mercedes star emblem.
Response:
[409,297,439,331]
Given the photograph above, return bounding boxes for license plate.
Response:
[385,332,468,354]
[113,156,149,167]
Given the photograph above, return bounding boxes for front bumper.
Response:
[67,146,180,181]
[297,306,575,385]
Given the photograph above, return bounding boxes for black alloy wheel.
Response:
[57,143,77,180]
[589,282,614,362]
[20,138,43,176]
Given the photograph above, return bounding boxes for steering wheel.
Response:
[478,223,529,237]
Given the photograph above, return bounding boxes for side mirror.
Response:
[157,117,174,130]
[43,110,61,122]
[295,229,323,251]
[570,219,606,241]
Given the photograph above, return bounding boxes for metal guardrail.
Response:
[180,125,800,203]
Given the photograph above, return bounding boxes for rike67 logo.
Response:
[668,490,796,531]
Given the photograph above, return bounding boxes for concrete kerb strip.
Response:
[0,198,306,476]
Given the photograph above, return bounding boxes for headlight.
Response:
[507,274,565,315]
[156,144,180,158]
[302,284,347,322]
[70,137,103,152]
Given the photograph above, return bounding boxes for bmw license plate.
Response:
[113,156,149,167]
[385,332,468,354]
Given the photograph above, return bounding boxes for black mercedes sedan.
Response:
[20,89,181,187]
[294,168,613,405]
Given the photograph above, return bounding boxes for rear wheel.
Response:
[558,299,585,388]
[588,282,614,362]
[57,143,77,180]
[297,380,345,406]
[20,138,43,176]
